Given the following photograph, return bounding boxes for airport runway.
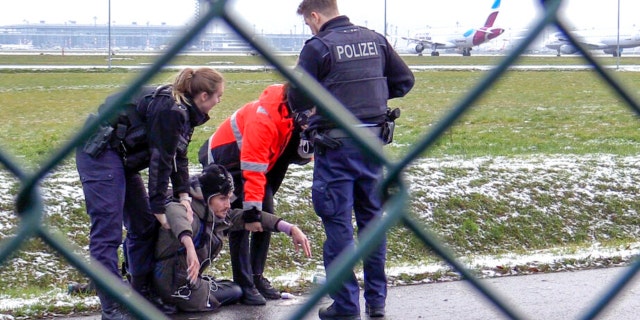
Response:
[2,64,640,72]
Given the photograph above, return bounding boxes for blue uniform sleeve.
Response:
[287,38,330,112]
[381,35,415,99]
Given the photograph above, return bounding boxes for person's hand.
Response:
[154,213,170,230]
[180,199,193,224]
[290,225,312,257]
[244,221,263,233]
[185,246,199,285]
[243,206,261,223]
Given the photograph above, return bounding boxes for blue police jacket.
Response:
[288,15,415,127]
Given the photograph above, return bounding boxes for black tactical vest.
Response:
[315,26,389,121]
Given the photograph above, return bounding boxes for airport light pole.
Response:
[108,0,112,69]
[616,0,620,69]
[384,0,387,37]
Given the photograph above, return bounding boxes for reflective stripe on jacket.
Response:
[206,84,294,211]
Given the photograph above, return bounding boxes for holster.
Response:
[381,121,395,145]
[382,107,401,144]
[82,113,114,158]
[312,132,342,155]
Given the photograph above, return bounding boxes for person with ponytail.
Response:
[75,67,224,319]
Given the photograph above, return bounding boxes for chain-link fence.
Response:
[2,0,639,319]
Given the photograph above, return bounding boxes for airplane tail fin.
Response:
[483,0,501,28]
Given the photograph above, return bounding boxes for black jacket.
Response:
[140,87,209,214]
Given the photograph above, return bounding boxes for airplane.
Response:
[545,29,640,57]
[401,0,505,56]
[0,44,34,50]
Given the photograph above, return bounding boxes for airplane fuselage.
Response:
[546,31,640,56]
[400,0,503,56]
[432,27,504,50]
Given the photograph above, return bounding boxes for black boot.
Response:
[101,306,131,320]
[254,274,281,300]
[130,274,177,315]
[68,280,96,296]
[97,289,132,320]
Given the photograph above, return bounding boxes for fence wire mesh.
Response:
[1,0,639,319]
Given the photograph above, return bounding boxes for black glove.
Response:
[243,206,261,224]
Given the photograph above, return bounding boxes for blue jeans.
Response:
[312,139,387,314]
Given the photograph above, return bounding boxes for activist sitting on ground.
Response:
[152,163,312,312]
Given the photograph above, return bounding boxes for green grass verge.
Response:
[2,66,640,167]
[2,55,640,317]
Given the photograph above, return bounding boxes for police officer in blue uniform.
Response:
[76,67,224,319]
[288,1,414,319]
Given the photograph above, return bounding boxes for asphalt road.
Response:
[65,265,640,320]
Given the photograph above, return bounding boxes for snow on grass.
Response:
[2,154,640,314]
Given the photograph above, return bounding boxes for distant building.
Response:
[0,22,308,53]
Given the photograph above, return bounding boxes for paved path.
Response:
[66,266,640,320]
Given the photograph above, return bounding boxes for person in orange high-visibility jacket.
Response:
[198,83,311,305]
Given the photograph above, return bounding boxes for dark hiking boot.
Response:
[254,275,281,300]
[241,286,267,305]
[68,281,96,296]
[318,303,361,320]
[101,305,132,320]
[365,303,385,317]
[97,289,131,320]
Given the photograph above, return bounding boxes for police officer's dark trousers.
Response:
[312,138,388,315]
[227,169,275,288]
[76,147,158,312]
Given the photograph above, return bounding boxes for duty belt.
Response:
[325,126,383,139]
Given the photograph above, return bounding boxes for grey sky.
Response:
[0,1,637,37]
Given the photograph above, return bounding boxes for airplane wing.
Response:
[552,32,608,49]
[428,36,453,47]
[401,36,430,44]
[401,36,421,43]
[401,35,451,47]
[578,39,610,50]
[554,37,609,50]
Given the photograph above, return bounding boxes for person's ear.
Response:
[310,12,320,24]
[198,91,209,103]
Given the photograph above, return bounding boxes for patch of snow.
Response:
[2,155,640,312]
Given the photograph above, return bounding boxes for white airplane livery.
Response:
[545,29,640,57]
[401,0,505,56]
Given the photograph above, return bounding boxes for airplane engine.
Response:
[415,43,425,54]
[603,48,622,57]
[560,44,578,54]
